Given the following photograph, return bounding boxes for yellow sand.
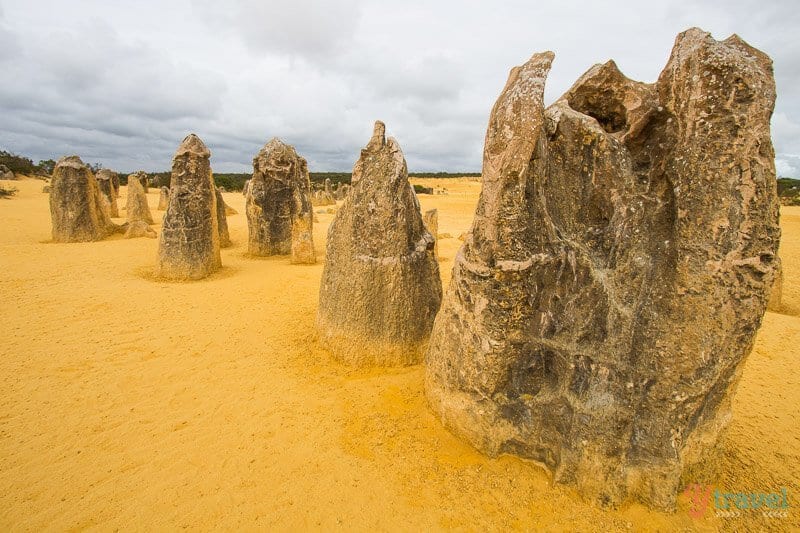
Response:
[0,176,797,531]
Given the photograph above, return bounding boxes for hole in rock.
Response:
[567,91,627,134]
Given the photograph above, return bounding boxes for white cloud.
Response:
[0,0,798,174]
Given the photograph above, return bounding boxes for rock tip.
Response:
[366,120,387,150]
[174,133,211,159]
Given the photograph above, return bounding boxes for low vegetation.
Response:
[0,150,55,176]
[126,171,480,191]
[778,177,800,205]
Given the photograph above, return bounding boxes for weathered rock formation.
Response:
[215,186,232,248]
[124,220,157,239]
[312,191,334,206]
[246,138,315,260]
[49,156,118,242]
[156,134,221,280]
[312,180,336,206]
[96,169,119,218]
[126,172,154,225]
[317,121,442,365]
[423,208,439,259]
[425,29,781,510]
[291,199,315,265]
[0,164,16,180]
[157,186,169,210]
[334,182,351,201]
[111,172,120,198]
[242,179,251,196]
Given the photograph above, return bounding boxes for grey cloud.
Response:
[0,12,227,171]
[193,0,362,60]
[776,155,800,178]
[1,0,799,176]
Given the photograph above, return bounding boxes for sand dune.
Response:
[0,176,797,530]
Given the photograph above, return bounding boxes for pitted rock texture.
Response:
[317,121,442,366]
[156,134,221,280]
[49,155,118,242]
[425,28,781,510]
[246,138,315,259]
[96,169,119,218]
[215,186,232,248]
[126,172,154,225]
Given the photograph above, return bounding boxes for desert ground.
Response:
[0,176,797,531]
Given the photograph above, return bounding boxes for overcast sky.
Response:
[0,0,798,175]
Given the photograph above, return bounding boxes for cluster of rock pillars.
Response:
[45,28,782,510]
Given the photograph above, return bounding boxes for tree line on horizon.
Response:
[0,149,480,191]
[7,148,798,201]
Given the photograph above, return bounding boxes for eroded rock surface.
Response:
[246,138,315,259]
[156,134,221,280]
[111,172,120,198]
[423,208,439,259]
[215,186,232,248]
[49,156,118,242]
[96,169,119,218]
[317,121,442,366]
[126,172,154,225]
[425,29,780,510]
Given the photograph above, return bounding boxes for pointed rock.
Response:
[317,121,442,366]
[125,171,154,225]
[157,186,169,210]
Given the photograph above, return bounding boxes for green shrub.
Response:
[0,150,38,175]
